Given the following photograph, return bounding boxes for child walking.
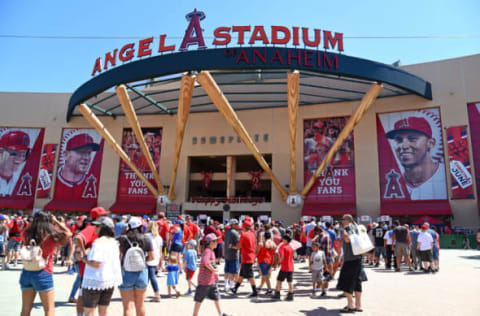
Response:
[309,242,327,297]
[273,235,295,301]
[166,256,180,298]
[257,231,276,294]
[193,233,230,316]
[184,239,198,295]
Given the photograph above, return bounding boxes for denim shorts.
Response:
[259,262,271,276]
[170,243,184,253]
[8,239,22,252]
[118,269,148,290]
[224,259,239,274]
[19,269,54,292]
[432,246,439,260]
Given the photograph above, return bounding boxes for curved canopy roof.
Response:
[67,47,432,121]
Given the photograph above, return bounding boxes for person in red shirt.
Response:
[19,210,72,316]
[185,215,200,248]
[71,206,109,315]
[256,231,276,294]
[231,217,258,297]
[214,224,224,265]
[273,235,295,301]
[6,212,26,268]
[156,212,170,260]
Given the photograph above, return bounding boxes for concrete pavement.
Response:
[0,249,479,316]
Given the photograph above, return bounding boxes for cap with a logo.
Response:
[92,216,114,229]
[229,218,239,225]
[386,117,433,139]
[66,134,100,151]
[90,207,109,220]
[204,233,218,242]
[128,216,142,230]
[188,240,197,247]
[0,131,30,150]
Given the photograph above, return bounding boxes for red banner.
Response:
[45,129,104,211]
[0,128,45,209]
[116,128,162,201]
[36,144,57,199]
[446,126,474,199]
[377,109,450,215]
[467,102,480,212]
[302,117,356,215]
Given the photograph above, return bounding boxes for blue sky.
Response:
[0,0,479,92]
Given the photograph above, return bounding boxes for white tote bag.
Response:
[349,224,374,255]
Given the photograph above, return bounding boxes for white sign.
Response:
[449,160,473,189]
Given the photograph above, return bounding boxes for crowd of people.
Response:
[0,208,467,316]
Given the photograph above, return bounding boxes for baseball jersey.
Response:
[406,162,447,200]
[54,169,98,200]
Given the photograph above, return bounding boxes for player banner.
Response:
[303,117,355,214]
[36,144,57,199]
[116,128,162,201]
[377,108,448,201]
[0,128,45,208]
[49,129,104,206]
[446,126,474,199]
[467,102,480,212]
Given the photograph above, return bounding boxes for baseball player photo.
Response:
[378,109,447,200]
[54,130,104,200]
[0,129,43,197]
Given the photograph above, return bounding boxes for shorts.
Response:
[297,243,307,256]
[194,284,220,302]
[170,243,184,253]
[224,260,239,274]
[312,269,324,283]
[82,288,114,308]
[214,243,223,259]
[419,250,433,262]
[326,257,334,264]
[19,269,54,292]
[185,268,195,281]
[374,246,386,258]
[118,269,148,290]
[240,263,254,279]
[0,241,4,257]
[8,239,22,252]
[277,271,293,282]
[259,262,271,276]
[306,246,313,256]
[432,247,439,260]
[394,243,409,257]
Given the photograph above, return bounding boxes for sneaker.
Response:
[266,289,273,294]
[229,288,237,295]
[185,289,193,295]
[311,291,316,298]
[395,268,400,272]
[248,292,258,298]
[4,263,9,270]
[272,291,281,300]
[67,269,74,275]
[321,291,326,297]
[68,297,77,303]
[175,291,180,298]
[374,263,379,267]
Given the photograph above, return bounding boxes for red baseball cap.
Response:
[90,206,109,220]
[0,131,30,150]
[421,224,428,230]
[66,134,100,151]
[386,117,432,139]
[158,212,165,218]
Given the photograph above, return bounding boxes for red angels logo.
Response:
[201,171,213,189]
[17,172,33,196]
[249,171,262,190]
[384,169,404,199]
[82,175,97,198]
[180,8,207,51]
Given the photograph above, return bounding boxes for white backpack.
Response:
[123,237,146,272]
[20,239,49,271]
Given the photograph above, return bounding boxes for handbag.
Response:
[19,239,49,271]
[349,224,374,255]
[359,267,368,282]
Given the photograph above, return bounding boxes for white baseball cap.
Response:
[128,216,142,230]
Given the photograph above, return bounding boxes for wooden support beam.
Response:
[288,71,299,194]
[226,156,236,198]
[78,104,159,197]
[197,71,288,201]
[168,74,195,201]
[301,83,383,198]
[116,85,166,195]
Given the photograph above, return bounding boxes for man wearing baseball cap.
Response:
[0,130,31,196]
[223,218,240,292]
[386,116,446,199]
[230,217,258,297]
[56,133,101,200]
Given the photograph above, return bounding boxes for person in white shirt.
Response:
[82,217,122,316]
[416,224,434,272]
[145,221,163,302]
[383,226,397,269]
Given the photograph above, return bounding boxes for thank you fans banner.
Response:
[446,126,474,199]
[0,128,45,208]
[116,128,162,201]
[303,117,356,206]
[377,109,448,201]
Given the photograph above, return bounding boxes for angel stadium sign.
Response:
[91,8,344,76]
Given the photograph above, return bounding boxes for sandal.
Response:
[150,297,161,302]
[340,306,355,313]
[355,308,363,312]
